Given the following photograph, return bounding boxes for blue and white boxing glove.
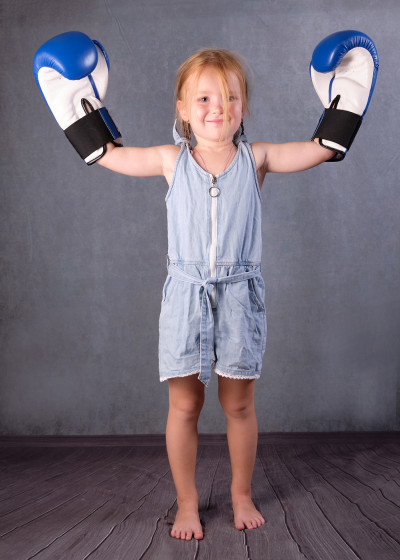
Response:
[33,31,121,164]
[310,30,379,161]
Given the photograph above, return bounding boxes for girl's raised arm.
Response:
[253,140,332,174]
[254,30,378,176]
[33,31,180,183]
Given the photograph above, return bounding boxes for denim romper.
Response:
[159,123,267,387]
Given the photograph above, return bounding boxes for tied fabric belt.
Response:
[167,262,262,387]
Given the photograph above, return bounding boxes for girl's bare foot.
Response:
[232,495,265,530]
[170,502,203,540]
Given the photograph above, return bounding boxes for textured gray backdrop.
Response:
[0,0,398,435]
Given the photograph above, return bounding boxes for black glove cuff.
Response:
[312,98,362,158]
[64,108,122,161]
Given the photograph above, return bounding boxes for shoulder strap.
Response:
[233,125,247,146]
[173,119,191,147]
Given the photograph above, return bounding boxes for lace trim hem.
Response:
[214,368,260,380]
[160,368,261,382]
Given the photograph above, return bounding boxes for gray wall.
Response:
[1,0,398,435]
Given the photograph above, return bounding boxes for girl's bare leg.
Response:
[218,376,265,530]
[166,374,205,540]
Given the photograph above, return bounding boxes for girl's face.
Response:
[177,67,243,144]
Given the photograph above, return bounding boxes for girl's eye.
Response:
[229,95,236,102]
[199,97,208,102]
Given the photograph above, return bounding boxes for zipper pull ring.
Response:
[209,175,220,197]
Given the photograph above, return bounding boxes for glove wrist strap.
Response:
[64,108,121,161]
[312,96,362,161]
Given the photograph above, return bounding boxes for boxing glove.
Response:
[33,31,121,164]
[310,30,379,161]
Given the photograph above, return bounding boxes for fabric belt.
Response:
[167,262,261,386]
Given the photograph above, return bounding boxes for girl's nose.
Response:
[211,99,223,113]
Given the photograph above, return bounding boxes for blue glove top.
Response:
[33,31,99,84]
[311,30,379,73]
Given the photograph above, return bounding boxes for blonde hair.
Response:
[175,48,251,146]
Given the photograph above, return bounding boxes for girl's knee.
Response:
[171,397,204,420]
[168,375,205,420]
[218,378,255,419]
[220,398,254,419]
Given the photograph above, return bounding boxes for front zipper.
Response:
[209,175,220,308]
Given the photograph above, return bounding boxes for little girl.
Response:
[34,28,377,542]
[96,49,332,540]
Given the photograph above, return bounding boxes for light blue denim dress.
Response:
[159,123,267,387]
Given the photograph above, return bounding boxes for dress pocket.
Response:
[249,276,266,312]
[227,276,267,357]
[227,276,265,313]
[227,279,252,312]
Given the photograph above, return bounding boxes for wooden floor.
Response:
[0,432,400,560]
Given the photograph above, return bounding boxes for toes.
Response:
[254,516,265,528]
[171,527,196,540]
[194,525,204,540]
[239,516,266,530]
[171,528,184,539]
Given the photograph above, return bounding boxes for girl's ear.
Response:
[177,100,189,122]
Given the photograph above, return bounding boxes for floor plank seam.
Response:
[309,444,400,553]
[26,496,113,560]
[136,466,171,502]
[0,490,86,538]
[137,516,161,560]
[289,445,363,560]
[0,488,54,517]
[242,529,251,560]
[204,447,222,513]
[368,445,400,474]
[192,538,200,560]
[87,498,148,559]
[257,445,308,559]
